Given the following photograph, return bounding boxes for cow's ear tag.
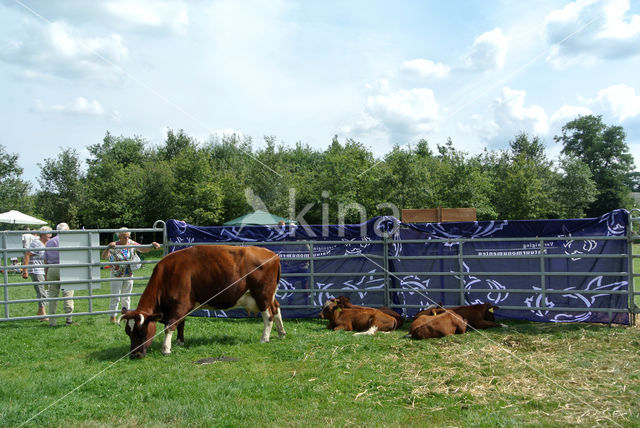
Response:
[489,307,494,313]
[336,307,342,312]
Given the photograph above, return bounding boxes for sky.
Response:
[1,0,640,187]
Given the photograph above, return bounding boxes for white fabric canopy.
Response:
[0,210,47,225]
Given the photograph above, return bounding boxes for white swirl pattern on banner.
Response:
[524,276,627,322]
[454,262,510,305]
[314,271,384,306]
[420,220,510,247]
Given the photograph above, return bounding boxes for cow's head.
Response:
[319,298,338,319]
[118,307,162,359]
[335,296,351,307]
[484,304,499,321]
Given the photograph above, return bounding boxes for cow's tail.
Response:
[269,260,282,321]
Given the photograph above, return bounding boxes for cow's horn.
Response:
[116,314,125,324]
[138,314,145,325]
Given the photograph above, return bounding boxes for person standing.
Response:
[22,227,36,249]
[21,226,52,320]
[45,222,74,326]
[102,228,161,323]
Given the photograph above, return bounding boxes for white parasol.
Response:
[0,210,48,225]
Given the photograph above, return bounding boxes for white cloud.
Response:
[461,87,549,145]
[401,58,450,79]
[590,83,640,121]
[4,1,189,35]
[343,80,441,148]
[34,97,106,116]
[550,104,593,124]
[543,0,640,67]
[0,20,128,80]
[463,28,509,71]
[103,0,189,34]
[492,87,549,135]
[366,88,440,137]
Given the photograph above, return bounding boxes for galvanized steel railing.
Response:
[1,213,639,323]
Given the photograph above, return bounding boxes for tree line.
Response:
[0,114,636,229]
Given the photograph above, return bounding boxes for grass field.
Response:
[1,251,639,426]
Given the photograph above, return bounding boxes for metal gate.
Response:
[0,223,166,322]
[2,213,639,323]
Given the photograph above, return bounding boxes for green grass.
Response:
[0,249,639,426]
[1,315,639,426]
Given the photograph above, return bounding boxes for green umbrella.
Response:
[223,210,296,226]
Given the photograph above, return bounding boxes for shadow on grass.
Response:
[86,346,132,362]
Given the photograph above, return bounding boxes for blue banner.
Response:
[166,210,629,324]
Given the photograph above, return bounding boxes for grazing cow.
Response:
[409,312,467,339]
[320,298,397,335]
[118,245,286,358]
[334,295,404,328]
[413,302,502,330]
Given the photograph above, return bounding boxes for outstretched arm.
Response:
[135,242,161,254]
[101,242,116,260]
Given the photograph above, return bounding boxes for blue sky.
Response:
[1,0,639,186]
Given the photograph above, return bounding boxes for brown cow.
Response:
[321,298,397,335]
[118,245,286,358]
[413,302,502,330]
[333,295,404,328]
[409,312,467,339]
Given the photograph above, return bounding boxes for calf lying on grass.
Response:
[320,298,398,335]
[409,312,467,339]
[413,302,503,330]
[334,296,404,328]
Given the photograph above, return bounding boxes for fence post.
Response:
[539,238,547,317]
[309,242,315,307]
[2,231,8,319]
[458,241,465,305]
[154,220,168,256]
[87,231,94,313]
[383,235,390,307]
[628,210,637,325]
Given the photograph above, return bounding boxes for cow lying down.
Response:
[118,245,286,359]
[320,297,399,335]
[413,302,503,330]
[410,312,467,339]
[333,296,404,328]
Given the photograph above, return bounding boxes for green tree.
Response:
[490,134,554,220]
[0,144,32,214]
[373,142,432,215]
[169,141,223,225]
[555,115,635,216]
[552,156,597,218]
[36,148,84,227]
[429,139,496,220]
[207,134,254,221]
[313,137,376,224]
[83,133,150,228]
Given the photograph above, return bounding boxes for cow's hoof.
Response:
[278,332,286,339]
[500,323,508,328]
[260,338,270,343]
[161,349,171,355]
[176,340,184,346]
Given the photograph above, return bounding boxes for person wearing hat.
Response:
[102,227,161,323]
[22,225,53,320]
